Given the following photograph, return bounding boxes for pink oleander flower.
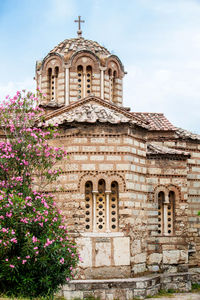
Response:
[9,265,15,268]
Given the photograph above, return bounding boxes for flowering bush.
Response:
[0,90,79,298]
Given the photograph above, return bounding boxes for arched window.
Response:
[86,66,92,96]
[77,65,83,99]
[158,190,174,236]
[84,179,119,233]
[85,181,93,232]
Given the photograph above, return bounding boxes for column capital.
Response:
[100,66,107,71]
[105,190,111,194]
[92,191,98,194]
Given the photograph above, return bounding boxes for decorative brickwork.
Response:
[35,33,200,280]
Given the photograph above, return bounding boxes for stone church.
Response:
[35,20,200,297]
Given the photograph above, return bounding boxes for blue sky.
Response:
[0,0,200,133]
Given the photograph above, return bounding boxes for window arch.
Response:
[84,179,119,232]
[158,190,175,236]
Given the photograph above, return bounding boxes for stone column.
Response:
[100,66,107,100]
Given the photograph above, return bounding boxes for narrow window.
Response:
[86,66,92,96]
[108,68,113,101]
[158,191,165,235]
[85,181,93,231]
[158,190,175,236]
[48,68,52,101]
[96,179,106,232]
[54,66,59,101]
[77,65,83,99]
[168,191,175,235]
[109,181,119,231]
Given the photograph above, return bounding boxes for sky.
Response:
[0,0,200,133]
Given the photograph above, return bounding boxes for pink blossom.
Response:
[60,258,64,264]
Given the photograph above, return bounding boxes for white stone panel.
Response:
[113,237,130,266]
[95,241,111,267]
[76,237,92,267]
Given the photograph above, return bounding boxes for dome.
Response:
[49,37,110,58]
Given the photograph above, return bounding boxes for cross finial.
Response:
[74,16,85,37]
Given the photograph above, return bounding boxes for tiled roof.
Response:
[175,127,200,141]
[147,143,190,158]
[41,103,139,127]
[39,97,149,129]
[132,112,176,131]
[49,37,110,57]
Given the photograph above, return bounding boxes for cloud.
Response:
[0,78,35,101]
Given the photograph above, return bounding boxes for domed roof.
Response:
[49,37,110,57]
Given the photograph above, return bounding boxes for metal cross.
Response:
[74,16,85,37]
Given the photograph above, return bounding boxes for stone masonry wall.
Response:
[146,156,189,273]
[42,123,148,279]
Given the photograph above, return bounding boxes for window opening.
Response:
[77,65,83,99]
[96,179,106,232]
[158,190,174,236]
[158,191,164,235]
[86,66,92,95]
[85,181,93,231]
[109,181,118,231]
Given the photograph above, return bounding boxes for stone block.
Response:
[63,290,83,299]
[95,241,111,267]
[99,164,113,171]
[148,253,162,265]
[148,265,160,272]
[131,240,141,253]
[76,237,92,268]
[132,263,146,274]
[163,250,188,265]
[113,237,130,266]
[106,294,113,300]
[81,164,95,171]
[132,253,146,264]
[90,155,104,161]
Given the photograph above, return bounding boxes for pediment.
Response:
[40,96,148,128]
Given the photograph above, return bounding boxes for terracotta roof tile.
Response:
[132,112,176,131]
[175,127,200,141]
[49,37,110,57]
[147,143,190,158]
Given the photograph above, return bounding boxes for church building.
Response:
[35,17,200,297]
